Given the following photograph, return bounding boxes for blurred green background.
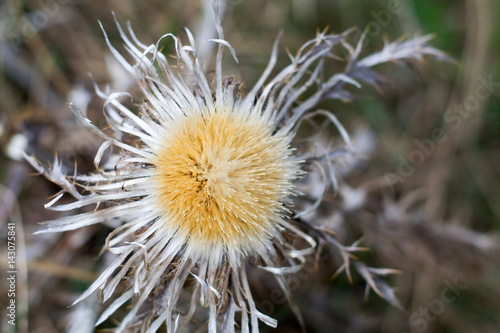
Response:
[1,0,499,332]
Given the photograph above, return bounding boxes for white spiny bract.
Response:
[25,10,446,333]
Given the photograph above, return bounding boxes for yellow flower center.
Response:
[152,108,295,252]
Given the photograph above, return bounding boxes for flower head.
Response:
[152,105,299,261]
[25,5,447,332]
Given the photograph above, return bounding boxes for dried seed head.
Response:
[152,106,299,256]
[26,12,446,331]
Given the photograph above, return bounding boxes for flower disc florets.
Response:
[152,105,298,258]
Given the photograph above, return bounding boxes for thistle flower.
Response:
[25,5,447,333]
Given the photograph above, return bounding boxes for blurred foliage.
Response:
[1,0,499,332]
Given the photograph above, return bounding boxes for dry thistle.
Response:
[25,3,447,332]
